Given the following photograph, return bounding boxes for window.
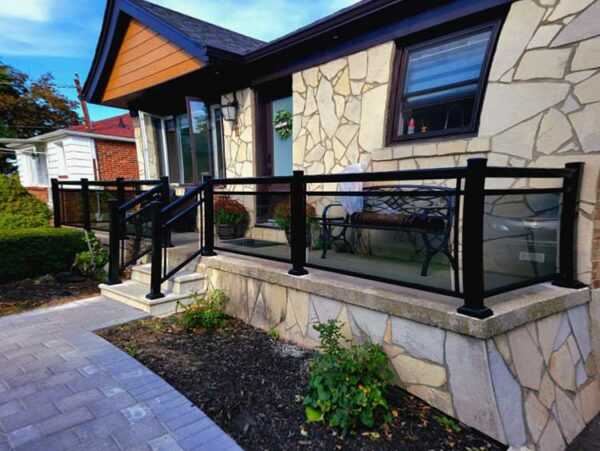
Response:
[140,112,169,179]
[188,99,211,178]
[389,22,500,142]
[209,104,226,178]
[31,152,48,186]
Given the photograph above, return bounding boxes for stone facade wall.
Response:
[290,0,600,285]
[131,116,148,180]
[221,89,255,179]
[204,258,600,449]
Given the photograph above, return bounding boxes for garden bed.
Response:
[98,316,505,450]
[0,274,100,316]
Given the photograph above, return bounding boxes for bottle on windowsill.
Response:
[407,117,415,135]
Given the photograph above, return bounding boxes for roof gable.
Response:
[101,17,204,101]
[127,0,265,55]
[83,0,264,103]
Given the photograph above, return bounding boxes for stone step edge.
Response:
[99,281,193,308]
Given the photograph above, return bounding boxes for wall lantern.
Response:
[221,98,238,122]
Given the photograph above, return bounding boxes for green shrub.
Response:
[303,320,393,436]
[0,175,51,229]
[72,231,109,281]
[0,228,87,282]
[176,288,229,332]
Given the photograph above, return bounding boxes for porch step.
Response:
[99,281,196,316]
[130,263,205,295]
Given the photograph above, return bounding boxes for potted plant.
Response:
[274,200,316,246]
[214,196,249,240]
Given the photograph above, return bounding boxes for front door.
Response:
[256,84,293,224]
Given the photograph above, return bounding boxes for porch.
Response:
[50,159,600,448]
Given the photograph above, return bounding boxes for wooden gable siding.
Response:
[102,18,204,101]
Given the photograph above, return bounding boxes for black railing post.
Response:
[201,176,217,256]
[116,177,125,205]
[146,201,165,299]
[553,162,586,289]
[458,158,493,319]
[116,177,125,238]
[160,176,173,247]
[51,178,61,228]
[81,178,91,231]
[107,199,121,285]
[289,170,308,276]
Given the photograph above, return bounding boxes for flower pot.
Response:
[216,224,245,240]
[285,230,311,247]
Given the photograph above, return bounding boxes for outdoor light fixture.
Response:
[221,97,238,122]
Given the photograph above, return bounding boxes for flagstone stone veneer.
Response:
[202,254,600,450]
[289,0,600,287]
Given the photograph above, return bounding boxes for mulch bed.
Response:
[99,317,505,451]
[0,274,100,317]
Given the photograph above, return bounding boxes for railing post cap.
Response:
[293,170,304,176]
[466,158,488,166]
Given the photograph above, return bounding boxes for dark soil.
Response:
[99,317,506,451]
[0,274,100,316]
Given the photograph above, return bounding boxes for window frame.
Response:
[387,19,502,144]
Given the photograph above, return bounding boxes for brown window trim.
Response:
[386,19,503,146]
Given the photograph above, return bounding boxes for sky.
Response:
[0,0,357,121]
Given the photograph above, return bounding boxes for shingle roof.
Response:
[68,114,134,139]
[128,0,266,55]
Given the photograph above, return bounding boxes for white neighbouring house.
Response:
[2,114,137,204]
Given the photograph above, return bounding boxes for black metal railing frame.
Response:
[51,177,164,230]
[106,176,170,286]
[111,158,584,319]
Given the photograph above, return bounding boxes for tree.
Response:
[0,61,81,173]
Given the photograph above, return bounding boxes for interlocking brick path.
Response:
[0,296,240,451]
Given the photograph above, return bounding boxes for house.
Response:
[81,0,600,448]
[3,114,138,203]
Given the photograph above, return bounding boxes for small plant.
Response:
[267,327,280,339]
[434,415,461,433]
[214,196,249,227]
[303,320,393,436]
[72,231,109,280]
[273,200,316,233]
[176,289,229,332]
[124,343,142,357]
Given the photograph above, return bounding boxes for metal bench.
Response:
[320,184,456,276]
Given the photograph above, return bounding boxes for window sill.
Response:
[388,130,478,146]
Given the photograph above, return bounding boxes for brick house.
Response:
[4,114,138,204]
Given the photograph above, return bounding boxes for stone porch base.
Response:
[200,253,600,450]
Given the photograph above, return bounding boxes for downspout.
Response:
[91,139,100,181]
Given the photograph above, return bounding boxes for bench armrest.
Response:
[322,203,344,222]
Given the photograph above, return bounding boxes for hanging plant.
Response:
[273,108,293,140]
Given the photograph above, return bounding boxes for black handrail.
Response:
[105,176,170,285]
[118,183,164,212]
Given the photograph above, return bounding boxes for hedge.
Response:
[0,175,51,229]
[0,228,87,283]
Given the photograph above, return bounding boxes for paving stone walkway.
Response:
[0,296,240,451]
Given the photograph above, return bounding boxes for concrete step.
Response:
[99,281,195,316]
[130,263,205,295]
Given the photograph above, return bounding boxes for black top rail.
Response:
[212,175,293,185]
[56,179,161,187]
[305,167,467,184]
